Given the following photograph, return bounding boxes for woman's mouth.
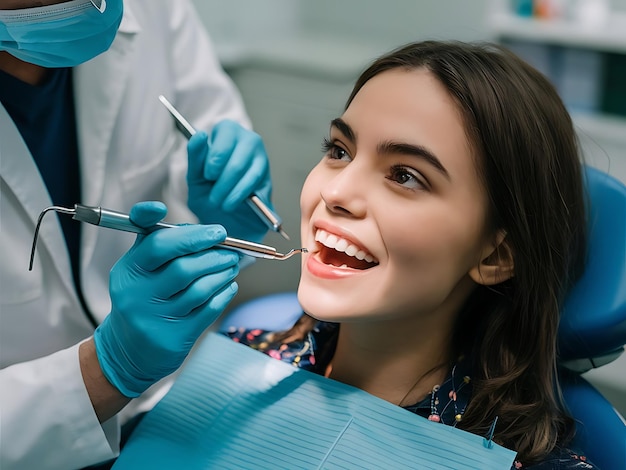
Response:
[314,229,379,270]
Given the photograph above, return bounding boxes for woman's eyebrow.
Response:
[378,141,450,181]
[330,118,355,143]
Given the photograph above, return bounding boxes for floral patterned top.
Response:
[224,320,598,470]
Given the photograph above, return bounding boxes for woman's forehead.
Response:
[344,68,463,132]
[344,71,471,156]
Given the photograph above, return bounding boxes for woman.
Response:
[226,41,593,468]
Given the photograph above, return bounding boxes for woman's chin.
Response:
[297,284,354,323]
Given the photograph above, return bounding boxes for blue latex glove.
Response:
[187,120,272,243]
[93,201,240,397]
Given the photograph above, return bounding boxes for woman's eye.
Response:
[322,137,351,162]
[387,166,426,190]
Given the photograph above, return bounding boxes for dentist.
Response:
[0,0,272,468]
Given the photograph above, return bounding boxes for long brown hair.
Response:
[291,41,587,463]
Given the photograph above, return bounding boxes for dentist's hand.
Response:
[187,120,272,243]
[93,201,240,398]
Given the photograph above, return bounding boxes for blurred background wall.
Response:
[191,0,626,415]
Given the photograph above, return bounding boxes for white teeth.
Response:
[335,238,349,252]
[314,229,377,264]
[345,245,358,256]
[325,234,339,248]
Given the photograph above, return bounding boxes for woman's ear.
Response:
[469,230,515,286]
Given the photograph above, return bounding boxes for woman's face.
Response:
[298,68,494,324]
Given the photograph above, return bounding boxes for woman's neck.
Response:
[326,319,454,407]
[0,51,49,86]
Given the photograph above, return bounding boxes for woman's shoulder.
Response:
[514,447,598,469]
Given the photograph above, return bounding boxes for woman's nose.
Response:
[320,163,368,218]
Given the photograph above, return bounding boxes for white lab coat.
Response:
[0,0,250,468]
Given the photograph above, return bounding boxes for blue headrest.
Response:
[558,166,626,370]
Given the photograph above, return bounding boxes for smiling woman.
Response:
[300,66,494,326]
[222,40,594,469]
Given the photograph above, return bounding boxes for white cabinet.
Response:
[489,10,626,183]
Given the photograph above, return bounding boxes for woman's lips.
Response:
[306,253,373,279]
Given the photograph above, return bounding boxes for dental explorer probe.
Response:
[158,95,290,240]
[28,205,307,271]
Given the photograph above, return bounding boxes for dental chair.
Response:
[219,165,626,470]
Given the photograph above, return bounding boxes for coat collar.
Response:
[74,4,141,204]
[73,4,141,267]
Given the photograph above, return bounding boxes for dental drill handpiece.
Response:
[28,205,307,271]
[158,95,290,240]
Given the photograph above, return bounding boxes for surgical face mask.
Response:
[0,0,123,68]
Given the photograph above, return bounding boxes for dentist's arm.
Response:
[80,339,130,422]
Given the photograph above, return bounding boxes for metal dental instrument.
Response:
[158,95,290,240]
[28,204,307,271]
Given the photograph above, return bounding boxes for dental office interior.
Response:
[192,0,626,416]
